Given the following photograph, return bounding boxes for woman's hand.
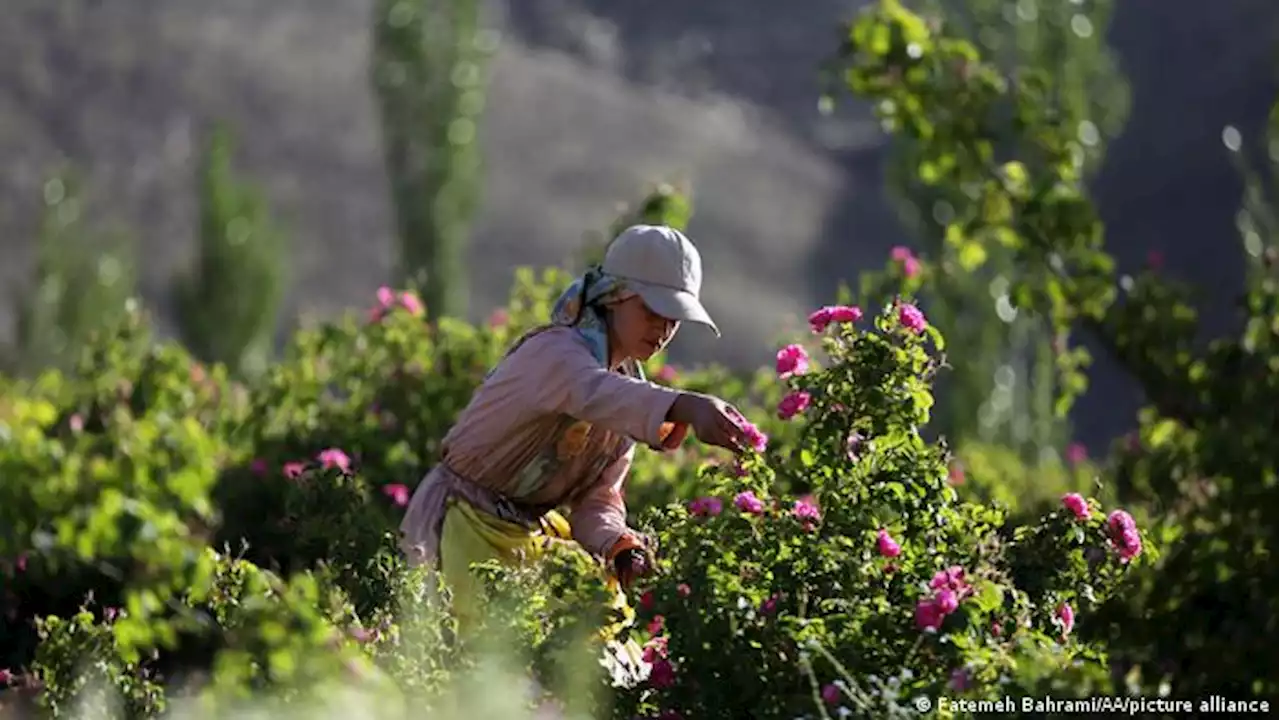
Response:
[613,546,655,589]
[668,392,751,454]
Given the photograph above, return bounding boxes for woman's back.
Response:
[439,325,681,507]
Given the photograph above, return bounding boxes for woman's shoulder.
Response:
[512,325,590,354]
[500,326,595,370]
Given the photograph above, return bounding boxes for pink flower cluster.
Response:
[382,483,410,506]
[734,491,764,515]
[688,492,818,531]
[1061,493,1090,520]
[915,566,972,631]
[727,408,768,452]
[273,447,353,481]
[793,497,821,530]
[251,448,412,508]
[688,497,723,518]
[891,246,921,278]
[775,344,810,378]
[897,302,927,334]
[876,529,901,558]
[777,390,811,420]
[642,615,676,690]
[317,448,351,473]
[1056,602,1075,637]
[1060,495,1143,562]
[369,286,425,322]
[1107,509,1143,562]
[808,305,863,334]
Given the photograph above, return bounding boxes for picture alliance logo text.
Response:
[941,696,1271,714]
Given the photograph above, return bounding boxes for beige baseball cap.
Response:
[602,224,720,336]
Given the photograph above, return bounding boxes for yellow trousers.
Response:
[436,497,634,637]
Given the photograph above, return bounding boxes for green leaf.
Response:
[800,448,817,467]
[957,240,988,271]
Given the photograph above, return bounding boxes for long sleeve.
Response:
[569,444,637,558]
[518,328,684,450]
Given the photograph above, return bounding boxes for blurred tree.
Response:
[172,124,288,379]
[5,169,136,376]
[371,0,496,322]
[880,0,1129,464]
[576,181,695,269]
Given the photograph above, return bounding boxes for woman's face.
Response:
[608,295,679,363]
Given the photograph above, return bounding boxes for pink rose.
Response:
[647,615,665,636]
[1107,509,1142,561]
[317,448,351,473]
[648,658,676,688]
[1056,603,1075,636]
[897,303,927,333]
[777,390,811,420]
[775,344,810,378]
[876,529,901,558]
[1065,442,1088,466]
[1061,493,1090,520]
[382,483,410,507]
[915,598,945,631]
[734,491,764,515]
[688,497,723,518]
[808,304,863,333]
[398,291,424,317]
[891,246,921,278]
[792,498,820,523]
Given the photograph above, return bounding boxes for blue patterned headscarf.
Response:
[495,266,647,380]
[549,266,648,380]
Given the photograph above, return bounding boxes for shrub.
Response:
[610,298,1143,719]
[831,0,1277,697]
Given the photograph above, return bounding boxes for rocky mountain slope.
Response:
[0,0,1274,446]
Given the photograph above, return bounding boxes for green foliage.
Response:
[7,170,136,377]
[0,257,1151,718]
[577,182,695,269]
[371,0,495,321]
[861,0,1130,463]
[173,124,289,379]
[616,300,1139,719]
[832,0,1278,697]
[950,439,1112,526]
[1,2,1272,715]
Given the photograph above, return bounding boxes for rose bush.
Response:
[610,298,1146,719]
[1,1,1272,715]
[0,272,1152,719]
[829,0,1277,699]
[0,262,782,718]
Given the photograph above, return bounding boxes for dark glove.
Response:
[613,546,655,589]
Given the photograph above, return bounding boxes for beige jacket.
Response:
[398,326,684,564]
